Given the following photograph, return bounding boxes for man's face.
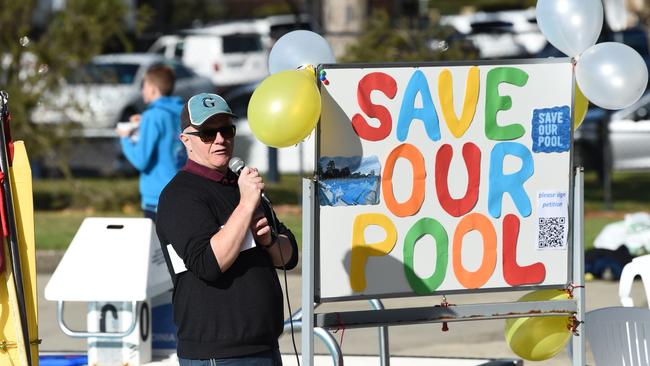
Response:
[181,114,235,172]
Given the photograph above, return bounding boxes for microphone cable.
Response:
[231,158,300,364]
[263,196,300,366]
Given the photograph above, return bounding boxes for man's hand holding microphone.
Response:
[230,158,276,248]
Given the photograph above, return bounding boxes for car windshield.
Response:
[222,33,263,53]
[68,63,139,85]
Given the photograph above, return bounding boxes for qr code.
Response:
[538,217,566,249]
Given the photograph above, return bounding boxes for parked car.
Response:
[223,81,314,174]
[31,53,214,130]
[440,7,546,59]
[149,21,269,90]
[148,15,311,91]
[576,91,650,174]
[607,93,650,171]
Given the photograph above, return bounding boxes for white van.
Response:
[148,15,311,89]
[149,21,268,88]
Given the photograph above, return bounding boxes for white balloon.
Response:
[268,30,336,74]
[536,0,603,57]
[576,42,648,110]
[603,0,628,32]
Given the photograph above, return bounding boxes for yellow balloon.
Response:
[248,69,321,148]
[574,83,589,130]
[504,290,572,361]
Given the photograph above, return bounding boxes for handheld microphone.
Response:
[228,157,246,176]
[228,157,269,201]
[229,157,278,241]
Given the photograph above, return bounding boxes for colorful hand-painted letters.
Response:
[319,62,573,299]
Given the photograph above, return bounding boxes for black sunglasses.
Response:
[185,125,236,143]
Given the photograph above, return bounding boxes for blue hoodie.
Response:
[121,96,186,210]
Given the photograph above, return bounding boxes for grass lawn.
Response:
[35,207,619,251]
[582,170,650,249]
[35,210,132,250]
[33,170,649,251]
[584,170,650,212]
[584,216,620,250]
[35,207,305,250]
[275,207,302,248]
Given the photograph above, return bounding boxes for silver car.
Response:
[32,53,214,130]
[575,91,650,174]
[607,92,650,171]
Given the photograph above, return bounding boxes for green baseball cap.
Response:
[181,93,237,130]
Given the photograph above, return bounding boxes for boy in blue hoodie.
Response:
[117,64,186,221]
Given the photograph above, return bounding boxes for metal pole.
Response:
[601,114,613,210]
[369,299,390,366]
[268,147,279,183]
[299,143,304,177]
[302,178,315,366]
[572,167,586,366]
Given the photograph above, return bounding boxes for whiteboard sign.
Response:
[317,60,574,300]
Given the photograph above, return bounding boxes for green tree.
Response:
[341,10,478,63]
[0,0,147,176]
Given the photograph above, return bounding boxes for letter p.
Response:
[350,213,397,292]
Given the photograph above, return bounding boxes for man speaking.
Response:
[156,93,298,365]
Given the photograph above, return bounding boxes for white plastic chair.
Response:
[619,254,650,307]
[586,307,650,366]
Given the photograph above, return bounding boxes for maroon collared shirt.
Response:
[182,159,238,185]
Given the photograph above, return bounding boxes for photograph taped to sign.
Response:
[316,59,574,301]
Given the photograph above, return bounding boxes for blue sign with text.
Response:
[532,106,571,153]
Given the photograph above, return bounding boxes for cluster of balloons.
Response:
[537,0,649,128]
[247,31,336,148]
[505,290,572,361]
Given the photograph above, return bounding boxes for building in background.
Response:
[321,0,366,57]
